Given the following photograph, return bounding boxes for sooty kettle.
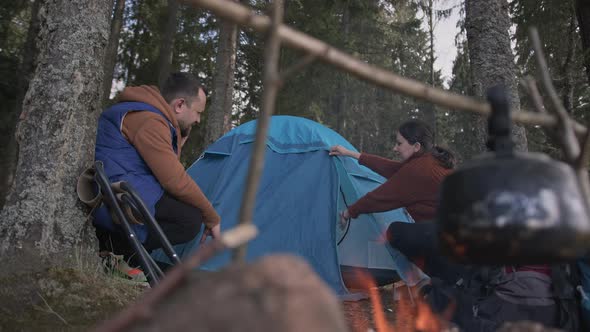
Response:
[438,86,590,264]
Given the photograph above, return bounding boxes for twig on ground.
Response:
[34,292,69,325]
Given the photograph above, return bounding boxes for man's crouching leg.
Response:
[144,192,204,251]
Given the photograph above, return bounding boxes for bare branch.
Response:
[521,77,547,114]
[528,28,590,208]
[530,27,580,161]
[179,0,587,136]
[233,0,284,262]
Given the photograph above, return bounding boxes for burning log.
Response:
[110,254,348,331]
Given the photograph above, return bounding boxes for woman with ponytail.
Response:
[329,119,458,293]
[329,119,455,223]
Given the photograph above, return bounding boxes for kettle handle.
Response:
[486,85,514,155]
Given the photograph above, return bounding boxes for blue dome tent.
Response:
[153,116,413,299]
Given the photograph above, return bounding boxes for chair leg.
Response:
[94,161,160,286]
[118,185,181,265]
[142,243,164,278]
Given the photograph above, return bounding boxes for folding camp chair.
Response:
[87,161,181,286]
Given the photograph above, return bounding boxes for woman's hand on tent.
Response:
[339,209,351,229]
[329,145,360,159]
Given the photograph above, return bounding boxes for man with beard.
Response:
[93,72,220,273]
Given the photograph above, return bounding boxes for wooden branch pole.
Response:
[232,0,284,262]
[180,0,587,135]
[522,77,547,114]
[530,27,581,160]
[526,28,590,208]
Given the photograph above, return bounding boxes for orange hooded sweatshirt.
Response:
[117,85,220,228]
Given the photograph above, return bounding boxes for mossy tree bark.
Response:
[0,0,111,257]
[465,0,528,152]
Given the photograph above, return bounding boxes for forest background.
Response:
[4,0,590,187]
[1,0,590,329]
[1,0,590,263]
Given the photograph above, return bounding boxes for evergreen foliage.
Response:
[3,0,590,164]
[511,0,590,157]
[0,1,30,127]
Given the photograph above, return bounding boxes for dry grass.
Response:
[0,248,145,332]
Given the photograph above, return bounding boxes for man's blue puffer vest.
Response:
[94,102,177,242]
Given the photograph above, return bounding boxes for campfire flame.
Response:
[351,269,455,332]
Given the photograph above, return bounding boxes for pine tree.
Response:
[511,0,589,156]
[465,0,527,153]
[204,3,239,146]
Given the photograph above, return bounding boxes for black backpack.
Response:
[426,264,581,331]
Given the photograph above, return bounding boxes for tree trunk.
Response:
[0,0,43,211]
[334,4,351,135]
[576,0,590,85]
[157,0,179,87]
[0,0,111,257]
[102,0,127,104]
[416,0,437,136]
[425,0,437,140]
[203,6,239,146]
[465,0,527,152]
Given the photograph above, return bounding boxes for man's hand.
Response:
[329,145,360,159]
[199,223,221,244]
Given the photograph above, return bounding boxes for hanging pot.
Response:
[437,86,590,264]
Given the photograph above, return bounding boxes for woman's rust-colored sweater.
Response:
[117,85,220,228]
[347,152,452,222]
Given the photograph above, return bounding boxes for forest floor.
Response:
[0,261,416,332]
[341,284,462,332]
[0,245,468,332]
[0,257,144,332]
[0,267,554,332]
[0,273,407,332]
[342,285,415,331]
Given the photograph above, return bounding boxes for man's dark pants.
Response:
[95,192,203,263]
